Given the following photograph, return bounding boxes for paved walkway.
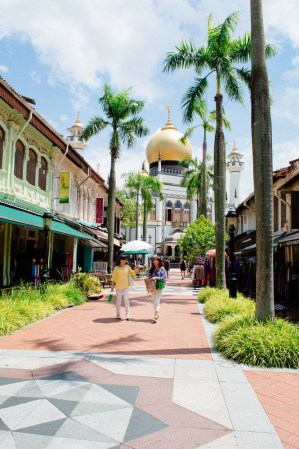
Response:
[0,270,297,448]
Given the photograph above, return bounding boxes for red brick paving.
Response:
[245,371,299,449]
[1,272,298,448]
[0,275,211,360]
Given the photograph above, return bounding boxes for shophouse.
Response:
[234,158,299,306]
[0,76,121,287]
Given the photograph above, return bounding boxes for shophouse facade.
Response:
[0,76,121,287]
[234,158,299,305]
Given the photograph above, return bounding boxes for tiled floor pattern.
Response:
[245,370,299,449]
[0,360,230,449]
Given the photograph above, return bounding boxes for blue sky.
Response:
[1,0,299,203]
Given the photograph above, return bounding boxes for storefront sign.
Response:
[59,172,71,204]
[281,239,299,247]
[96,197,104,224]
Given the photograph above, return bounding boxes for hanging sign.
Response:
[59,172,71,203]
[96,197,104,224]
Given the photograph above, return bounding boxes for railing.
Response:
[93,261,108,274]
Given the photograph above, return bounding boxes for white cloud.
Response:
[0,0,203,104]
[59,114,68,122]
[272,140,299,170]
[272,87,299,125]
[0,64,8,73]
[30,70,41,83]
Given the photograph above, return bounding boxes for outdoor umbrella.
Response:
[206,249,228,256]
[120,240,152,255]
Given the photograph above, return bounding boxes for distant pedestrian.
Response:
[179,257,187,279]
[111,255,139,321]
[146,256,167,323]
[164,258,170,278]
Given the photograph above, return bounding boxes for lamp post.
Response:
[226,206,238,298]
[43,210,53,279]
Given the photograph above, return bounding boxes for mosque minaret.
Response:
[67,112,87,152]
[226,142,244,208]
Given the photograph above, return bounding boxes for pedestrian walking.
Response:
[164,258,170,278]
[146,256,167,323]
[111,255,139,320]
[179,257,187,279]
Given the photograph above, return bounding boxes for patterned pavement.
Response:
[0,270,297,448]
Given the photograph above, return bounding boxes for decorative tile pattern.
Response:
[0,361,230,449]
[0,373,167,448]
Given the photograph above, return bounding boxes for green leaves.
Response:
[178,215,216,262]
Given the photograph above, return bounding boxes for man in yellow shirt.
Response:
[111,255,139,320]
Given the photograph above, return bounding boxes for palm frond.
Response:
[163,41,198,72]
[223,71,244,104]
[235,66,251,90]
[182,76,209,123]
[265,43,277,58]
[180,126,199,144]
[119,117,149,148]
[230,33,251,62]
[80,116,109,141]
[208,11,240,50]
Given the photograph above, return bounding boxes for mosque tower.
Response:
[67,112,87,151]
[226,142,244,208]
[144,105,195,258]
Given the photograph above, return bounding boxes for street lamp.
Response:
[226,206,238,298]
[43,210,53,279]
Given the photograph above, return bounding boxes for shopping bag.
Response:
[156,279,165,289]
[107,293,113,302]
[128,275,134,287]
[144,278,156,293]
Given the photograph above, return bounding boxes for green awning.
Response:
[0,204,44,229]
[50,220,90,240]
[0,204,90,240]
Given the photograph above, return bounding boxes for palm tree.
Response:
[164,11,275,288]
[81,84,149,273]
[123,169,163,242]
[179,156,213,219]
[181,98,230,218]
[250,0,274,320]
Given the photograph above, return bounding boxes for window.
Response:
[26,149,37,185]
[0,126,4,169]
[184,202,190,209]
[38,157,47,190]
[166,200,173,208]
[14,140,25,179]
[165,208,172,221]
[175,200,182,209]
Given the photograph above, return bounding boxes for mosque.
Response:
[122,106,215,260]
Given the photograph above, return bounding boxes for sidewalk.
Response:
[0,270,296,448]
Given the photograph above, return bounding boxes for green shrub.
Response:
[204,294,255,323]
[214,315,299,368]
[0,281,87,336]
[70,270,103,294]
[197,287,228,303]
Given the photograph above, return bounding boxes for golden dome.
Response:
[146,106,192,164]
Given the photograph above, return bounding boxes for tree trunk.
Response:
[250,0,274,319]
[107,149,117,274]
[135,188,139,240]
[202,130,207,218]
[143,202,147,242]
[214,93,226,288]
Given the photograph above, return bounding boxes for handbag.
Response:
[144,278,156,293]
